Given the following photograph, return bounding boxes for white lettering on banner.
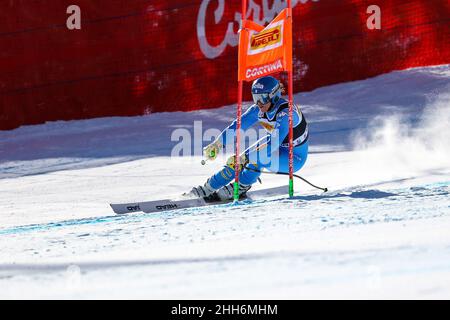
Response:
[245,59,283,79]
[197,0,320,59]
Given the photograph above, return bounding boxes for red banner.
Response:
[1,0,449,130]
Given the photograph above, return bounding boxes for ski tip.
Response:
[110,203,143,215]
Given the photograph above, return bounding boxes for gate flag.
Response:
[238,8,293,82]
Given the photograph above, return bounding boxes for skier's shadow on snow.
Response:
[291,189,397,201]
[251,185,397,201]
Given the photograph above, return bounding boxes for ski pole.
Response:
[201,158,327,191]
[244,166,328,192]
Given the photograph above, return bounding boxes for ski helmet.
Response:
[251,76,282,105]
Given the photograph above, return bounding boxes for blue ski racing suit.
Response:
[207,96,309,190]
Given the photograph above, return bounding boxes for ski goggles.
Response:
[252,92,271,105]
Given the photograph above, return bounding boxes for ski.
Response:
[110,185,289,215]
[110,197,233,215]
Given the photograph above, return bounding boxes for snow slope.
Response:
[0,65,449,299]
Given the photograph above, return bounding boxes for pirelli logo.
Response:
[248,21,284,55]
[251,27,281,49]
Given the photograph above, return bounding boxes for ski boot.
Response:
[215,182,252,201]
[188,179,216,199]
[188,180,251,202]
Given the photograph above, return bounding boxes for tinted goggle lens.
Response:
[252,93,270,104]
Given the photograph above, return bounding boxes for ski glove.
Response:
[203,140,223,161]
[226,153,249,171]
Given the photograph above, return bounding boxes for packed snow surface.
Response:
[1,65,449,299]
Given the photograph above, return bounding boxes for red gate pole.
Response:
[234,0,247,202]
[287,0,294,198]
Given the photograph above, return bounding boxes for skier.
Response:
[189,75,309,201]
